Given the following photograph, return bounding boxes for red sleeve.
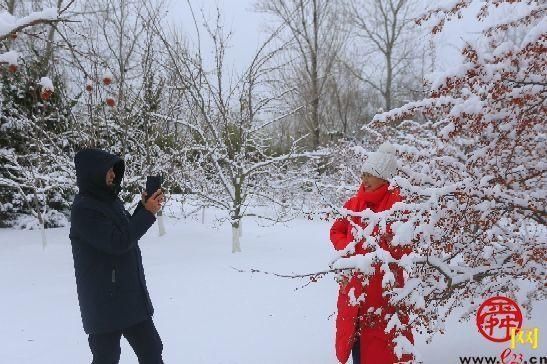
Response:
[383,230,412,260]
[384,190,413,259]
[329,197,355,251]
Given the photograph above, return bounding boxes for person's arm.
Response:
[330,198,355,251]
[330,218,350,251]
[131,201,145,217]
[383,228,412,260]
[384,194,412,260]
[72,204,155,255]
[384,195,412,288]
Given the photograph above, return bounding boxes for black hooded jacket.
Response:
[69,148,156,334]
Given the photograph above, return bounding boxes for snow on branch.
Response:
[0,8,59,42]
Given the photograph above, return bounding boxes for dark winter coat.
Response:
[69,148,156,334]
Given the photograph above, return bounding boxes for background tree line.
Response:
[0,0,444,230]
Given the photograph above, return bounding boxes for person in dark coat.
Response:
[69,148,165,364]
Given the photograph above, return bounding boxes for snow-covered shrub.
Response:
[326,0,546,354]
[0,8,79,228]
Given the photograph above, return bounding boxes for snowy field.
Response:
[1,208,545,364]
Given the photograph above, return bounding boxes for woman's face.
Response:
[361,172,387,191]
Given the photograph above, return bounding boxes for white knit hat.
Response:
[361,142,398,181]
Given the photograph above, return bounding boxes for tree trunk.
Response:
[41,0,63,72]
[232,222,241,253]
[157,209,166,236]
[310,0,320,149]
[33,194,47,249]
[385,50,393,111]
[311,88,320,148]
[41,226,47,250]
[232,177,243,252]
[7,0,16,14]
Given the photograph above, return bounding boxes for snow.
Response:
[0,50,19,65]
[0,8,58,71]
[103,70,113,80]
[381,269,396,288]
[0,207,545,363]
[372,96,461,123]
[17,8,57,27]
[38,77,54,92]
[0,8,57,39]
[393,334,413,359]
[0,11,19,37]
[449,95,484,116]
[523,15,547,45]
[391,221,414,247]
[440,122,455,139]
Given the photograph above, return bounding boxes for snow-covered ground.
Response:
[1,208,545,363]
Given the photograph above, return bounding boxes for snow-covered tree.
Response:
[323,0,545,358]
[0,6,77,233]
[255,0,348,149]
[150,9,310,252]
[344,0,430,112]
[64,0,176,217]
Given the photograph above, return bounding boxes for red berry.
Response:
[103,76,112,85]
[106,97,116,107]
[41,90,53,100]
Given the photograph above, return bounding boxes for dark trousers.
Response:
[352,335,360,364]
[88,318,163,364]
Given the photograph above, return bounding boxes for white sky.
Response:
[166,0,265,75]
[165,1,503,76]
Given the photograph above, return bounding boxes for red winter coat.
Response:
[330,184,413,364]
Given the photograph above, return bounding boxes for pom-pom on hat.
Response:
[361,142,398,181]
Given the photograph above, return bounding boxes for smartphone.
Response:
[145,175,163,200]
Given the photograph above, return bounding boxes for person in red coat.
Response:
[330,142,413,364]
